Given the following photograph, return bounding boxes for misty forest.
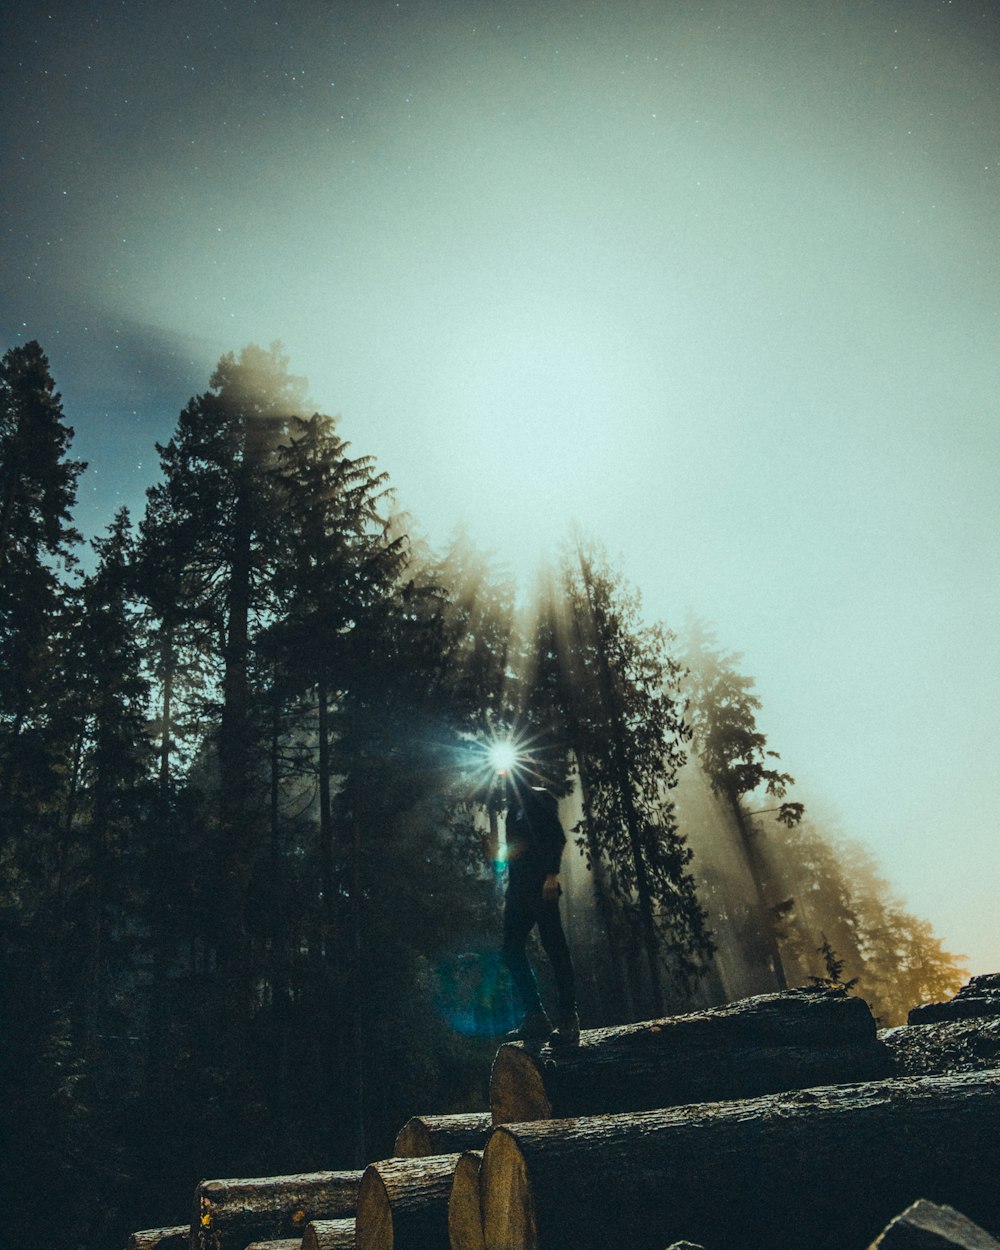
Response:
[0,339,966,1250]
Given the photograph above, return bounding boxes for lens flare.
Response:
[489,741,519,773]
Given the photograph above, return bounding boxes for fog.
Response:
[3,0,999,970]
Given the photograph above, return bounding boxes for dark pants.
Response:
[502,876,576,1018]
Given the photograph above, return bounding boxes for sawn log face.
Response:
[447,1150,485,1250]
[301,1217,356,1250]
[491,987,891,1122]
[480,1068,1000,1250]
[356,1153,460,1250]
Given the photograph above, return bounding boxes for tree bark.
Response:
[129,1228,189,1250]
[490,987,891,1122]
[881,1017,1000,1078]
[302,1219,356,1250]
[245,1242,303,1250]
[908,974,1000,1026]
[480,1068,1000,1250]
[393,1113,494,1158]
[355,1154,460,1250]
[447,1151,485,1250]
[193,1171,361,1250]
[868,1200,1000,1250]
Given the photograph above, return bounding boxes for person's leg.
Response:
[502,888,544,1017]
[535,896,576,1019]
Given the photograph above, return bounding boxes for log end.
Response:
[448,1151,485,1250]
[490,1045,553,1125]
[481,1129,537,1250]
[302,1218,357,1250]
[356,1166,393,1250]
[394,1118,431,1158]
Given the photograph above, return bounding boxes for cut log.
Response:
[480,1068,1000,1250]
[301,1219,356,1250]
[129,1227,190,1250]
[490,986,891,1122]
[447,1151,485,1250]
[882,1017,1000,1077]
[909,975,1000,1026]
[245,1242,302,1250]
[355,1154,460,1250]
[193,1171,362,1250]
[394,1113,494,1158]
[869,1199,1000,1249]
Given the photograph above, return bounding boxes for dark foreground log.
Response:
[491,986,891,1122]
[883,1017,1000,1077]
[869,1199,1000,1249]
[129,1227,189,1250]
[909,975,1000,1026]
[355,1154,460,1250]
[193,1172,361,1250]
[394,1113,494,1158]
[301,1218,356,1250]
[447,1151,485,1250]
[480,1068,1000,1250]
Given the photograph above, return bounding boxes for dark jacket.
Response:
[505,786,565,880]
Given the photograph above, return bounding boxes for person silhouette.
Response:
[500,777,579,1045]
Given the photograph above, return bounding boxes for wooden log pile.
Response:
[123,980,1000,1250]
[480,1067,1000,1250]
[192,1171,361,1250]
[489,985,893,1122]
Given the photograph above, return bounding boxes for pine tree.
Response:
[555,537,713,1016]
[681,617,801,990]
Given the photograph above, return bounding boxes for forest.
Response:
[0,340,966,1250]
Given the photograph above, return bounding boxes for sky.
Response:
[3,0,999,975]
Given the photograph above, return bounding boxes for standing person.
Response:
[501,777,579,1045]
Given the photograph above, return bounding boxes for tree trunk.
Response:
[867,1200,1000,1250]
[448,1151,485,1250]
[729,791,787,991]
[355,1154,460,1250]
[480,1068,1000,1250]
[302,1219,356,1250]
[394,1113,494,1158]
[193,1171,362,1250]
[576,547,663,1014]
[490,986,890,1122]
[128,1228,189,1250]
[574,748,633,1021]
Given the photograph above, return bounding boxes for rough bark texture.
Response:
[447,1151,485,1250]
[909,975,1000,1026]
[301,1218,356,1250]
[355,1154,460,1250]
[193,1171,362,1250]
[394,1113,494,1158]
[869,1200,1000,1249]
[245,1241,302,1250]
[129,1227,190,1250]
[882,1017,1000,1077]
[490,986,891,1122]
[480,1068,1000,1250]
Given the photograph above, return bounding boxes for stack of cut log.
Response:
[125,981,1000,1250]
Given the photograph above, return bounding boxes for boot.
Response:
[550,1009,580,1046]
[504,1009,552,1042]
